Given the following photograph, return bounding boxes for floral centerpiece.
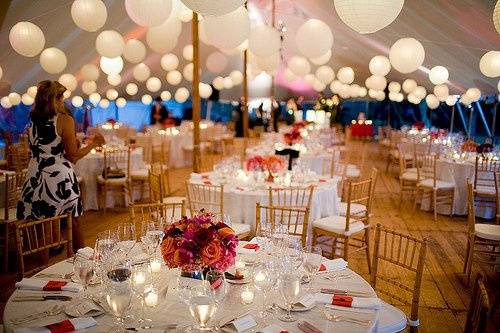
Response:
[283,127,303,145]
[160,213,238,273]
[461,139,478,153]
[245,155,285,182]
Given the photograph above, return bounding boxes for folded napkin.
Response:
[13,317,97,333]
[318,258,348,272]
[203,180,212,185]
[262,324,290,333]
[297,320,323,333]
[315,293,380,309]
[76,247,94,260]
[16,278,83,293]
[237,243,261,254]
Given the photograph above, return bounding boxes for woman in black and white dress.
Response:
[16,80,104,249]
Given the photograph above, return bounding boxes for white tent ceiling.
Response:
[0,0,499,100]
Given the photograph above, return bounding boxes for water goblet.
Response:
[279,272,302,322]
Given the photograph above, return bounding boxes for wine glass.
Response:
[105,280,132,332]
[187,283,219,332]
[73,255,94,297]
[252,263,275,318]
[279,272,301,322]
[283,237,303,271]
[205,270,227,304]
[116,223,137,258]
[302,245,323,284]
[94,230,118,283]
[176,268,205,305]
[130,263,153,327]
[141,220,164,258]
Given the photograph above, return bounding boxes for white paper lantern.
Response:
[82,81,97,95]
[213,76,225,90]
[160,91,171,101]
[177,2,193,22]
[445,95,458,106]
[71,0,107,32]
[428,65,449,85]
[479,51,500,78]
[494,0,500,34]
[95,30,124,58]
[304,74,316,86]
[375,91,386,101]
[58,74,77,91]
[388,81,401,93]
[146,77,162,92]
[388,92,398,101]
[106,88,118,100]
[223,77,234,89]
[425,94,439,109]
[333,0,404,34]
[183,63,194,82]
[123,39,146,64]
[402,79,417,94]
[141,94,153,105]
[466,88,481,102]
[199,83,213,98]
[358,87,368,97]
[182,44,193,61]
[312,80,326,92]
[71,95,84,107]
[389,38,425,74]
[180,0,245,16]
[339,85,350,99]
[146,15,181,54]
[349,84,360,97]
[330,80,343,94]
[249,25,280,58]
[396,93,404,102]
[413,86,427,99]
[21,93,34,106]
[366,75,387,90]
[125,0,172,27]
[460,94,472,106]
[284,68,297,82]
[81,64,99,81]
[408,94,421,105]
[368,89,378,99]
[99,98,109,108]
[296,19,333,59]
[63,90,72,100]
[9,21,45,57]
[133,63,151,82]
[100,56,123,75]
[310,50,331,66]
[126,83,138,96]
[107,74,121,86]
[288,56,310,77]
[116,97,127,108]
[161,54,179,71]
[369,55,391,76]
[201,7,249,51]
[1,97,12,108]
[337,67,355,84]
[39,48,67,74]
[230,70,243,86]
[89,92,101,106]
[433,84,449,102]
[27,86,38,98]
[315,66,335,84]
[167,70,182,85]
[206,52,228,73]
[174,87,189,103]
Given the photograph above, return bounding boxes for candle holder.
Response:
[240,286,254,305]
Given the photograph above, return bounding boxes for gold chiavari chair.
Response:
[7,142,30,172]
[371,223,428,333]
[339,168,378,217]
[386,130,404,172]
[185,182,251,239]
[345,141,367,180]
[463,183,500,285]
[473,155,499,213]
[414,153,455,221]
[255,203,310,247]
[398,144,420,205]
[312,177,373,272]
[129,201,186,227]
[268,185,314,210]
[97,147,132,213]
[1,170,27,271]
[15,215,73,280]
[148,163,185,205]
[463,274,490,333]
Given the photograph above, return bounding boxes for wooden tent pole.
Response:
[269,0,276,130]
[192,13,201,173]
[242,2,249,153]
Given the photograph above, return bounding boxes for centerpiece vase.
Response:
[266,171,274,183]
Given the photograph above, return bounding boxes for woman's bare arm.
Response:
[59,114,101,163]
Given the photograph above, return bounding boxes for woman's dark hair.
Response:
[31,80,67,123]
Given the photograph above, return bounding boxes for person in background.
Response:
[272,99,280,132]
[150,96,169,125]
[16,80,105,251]
[233,97,244,137]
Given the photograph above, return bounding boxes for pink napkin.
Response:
[15,278,83,293]
[13,317,97,333]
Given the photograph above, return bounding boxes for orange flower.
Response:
[218,227,235,239]
[201,240,223,266]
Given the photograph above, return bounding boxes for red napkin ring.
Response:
[319,264,326,271]
[243,243,260,251]
[210,277,223,290]
[319,179,327,183]
[47,319,75,333]
[43,281,67,291]
[332,295,353,307]
[203,180,212,185]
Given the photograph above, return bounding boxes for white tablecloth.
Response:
[135,132,191,168]
[4,251,379,333]
[74,148,146,210]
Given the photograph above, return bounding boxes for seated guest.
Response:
[151,96,169,125]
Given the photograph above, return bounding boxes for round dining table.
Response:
[4,246,380,333]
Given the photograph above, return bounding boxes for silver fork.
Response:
[10,305,64,325]
[323,310,372,326]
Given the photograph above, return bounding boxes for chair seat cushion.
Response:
[162,196,186,204]
[97,175,127,185]
[346,167,360,178]
[417,178,455,189]
[0,207,18,222]
[377,301,408,333]
[232,223,251,237]
[400,171,419,181]
[338,202,366,216]
[313,215,366,236]
[475,185,496,196]
[130,169,149,180]
[405,167,417,174]
[475,223,500,241]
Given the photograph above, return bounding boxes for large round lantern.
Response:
[161,54,179,71]
[206,52,228,73]
[146,77,162,92]
[433,84,449,102]
[199,83,213,99]
[201,7,249,51]
[9,21,45,57]
[27,86,38,98]
[71,96,84,108]
[99,98,110,109]
[402,79,417,94]
[333,0,404,34]
[1,97,12,109]
[389,37,425,74]
[95,30,124,58]
[425,94,439,109]
[160,91,171,101]
[82,81,97,95]
[123,39,146,64]
[479,51,500,78]
[388,81,401,93]
[107,74,121,86]
[428,66,449,85]
[167,70,182,85]
[142,94,153,105]
[71,0,107,32]
[100,56,123,75]
[180,0,245,16]
[58,74,78,91]
[230,70,243,86]
[183,44,193,61]
[366,75,387,91]
[8,92,21,106]
[337,67,355,84]
[106,89,118,100]
[310,50,331,66]
[40,48,67,74]
[369,55,391,76]
[133,63,151,82]
[494,0,500,34]
[413,86,427,100]
[248,25,280,58]
[445,95,458,106]
[125,0,172,27]
[466,88,481,102]
[183,63,194,82]
[89,92,101,106]
[315,66,335,84]
[126,83,138,96]
[174,87,189,103]
[223,77,233,89]
[296,19,333,59]
[213,77,225,90]
[146,15,181,54]
[21,94,34,106]
[80,64,99,81]
[116,97,127,108]
[287,56,310,77]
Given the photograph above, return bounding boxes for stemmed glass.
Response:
[176,268,205,305]
[186,283,219,332]
[130,263,153,327]
[279,272,302,322]
[141,220,165,259]
[105,278,132,333]
[116,223,137,259]
[252,263,275,319]
[205,270,228,305]
[73,255,94,297]
[283,237,303,271]
[94,230,118,284]
[302,245,323,285]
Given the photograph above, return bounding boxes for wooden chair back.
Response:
[15,215,73,279]
[129,202,185,226]
[371,223,428,329]
[474,155,499,192]
[344,177,373,228]
[464,274,490,333]
[268,186,314,210]
[102,147,131,181]
[415,153,437,186]
[7,143,30,172]
[149,163,164,202]
[151,140,170,166]
[186,182,224,216]
[4,170,27,220]
[255,203,310,247]
[346,141,367,169]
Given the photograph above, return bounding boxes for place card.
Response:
[232,314,258,332]
[297,294,315,308]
